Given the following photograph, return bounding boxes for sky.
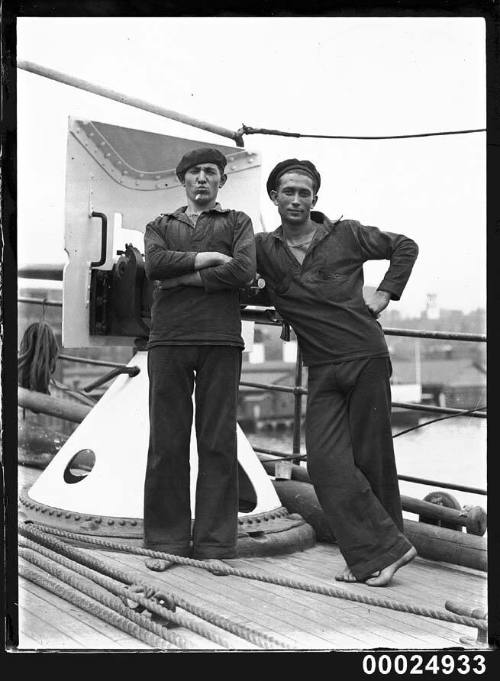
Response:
[17,17,486,318]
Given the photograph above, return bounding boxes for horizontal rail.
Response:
[251,447,487,496]
[383,326,486,343]
[17,60,244,147]
[397,474,487,496]
[16,296,487,342]
[392,401,486,418]
[59,354,130,369]
[18,296,62,307]
[240,380,306,395]
[241,380,486,418]
[241,308,282,326]
[18,265,64,281]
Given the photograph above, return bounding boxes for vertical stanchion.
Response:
[292,346,303,465]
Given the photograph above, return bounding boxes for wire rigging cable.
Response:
[238,124,486,141]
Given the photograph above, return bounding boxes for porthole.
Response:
[63,449,96,484]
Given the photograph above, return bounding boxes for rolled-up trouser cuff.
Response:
[143,541,192,557]
[350,535,414,581]
[193,544,237,560]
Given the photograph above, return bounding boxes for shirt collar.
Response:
[164,202,229,219]
[271,211,342,242]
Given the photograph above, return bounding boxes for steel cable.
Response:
[28,522,487,633]
[239,124,486,141]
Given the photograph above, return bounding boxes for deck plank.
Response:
[105,551,302,648]
[233,556,467,649]
[17,465,488,651]
[19,577,153,650]
[255,548,486,644]
[108,545,484,649]
[284,544,487,610]
[104,550,418,649]
[16,540,487,651]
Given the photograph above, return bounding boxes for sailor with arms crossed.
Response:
[143,147,256,560]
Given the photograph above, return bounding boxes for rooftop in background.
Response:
[392,358,486,387]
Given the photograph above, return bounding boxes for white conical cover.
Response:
[26,351,282,518]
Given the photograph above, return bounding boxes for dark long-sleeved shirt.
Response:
[255,212,418,366]
[144,205,256,347]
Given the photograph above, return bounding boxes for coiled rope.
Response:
[19,560,176,649]
[18,321,59,394]
[28,522,487,634]
[20,524,291,649]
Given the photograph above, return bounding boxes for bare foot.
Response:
[365,547,417,587]
[335,565,361,582]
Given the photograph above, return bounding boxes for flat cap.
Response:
[266,159,321,197]
[176,147,227,180]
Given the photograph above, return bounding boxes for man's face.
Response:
[182,163,226,205]
[271,172,318,225]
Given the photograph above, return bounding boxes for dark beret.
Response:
[176,147,227,180]
[266,159,321,197]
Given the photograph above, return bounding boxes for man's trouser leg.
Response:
[192,346,241,559]
[306,357,413,580]
[144,346,194,555]
[348,357,406,532]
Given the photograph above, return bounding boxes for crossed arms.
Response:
[144,213,256,291]
[158,251,232,289]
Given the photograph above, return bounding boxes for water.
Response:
[245,417,487,514]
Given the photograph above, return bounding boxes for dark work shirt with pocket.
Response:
[144,205,256,348]
[255,212,418,366]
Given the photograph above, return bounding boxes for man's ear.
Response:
[311,193,318,208]
[219,173,227,188]
[270,190,279,206]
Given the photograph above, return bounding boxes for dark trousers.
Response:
[306,357,414,579]
[144,345,242,559]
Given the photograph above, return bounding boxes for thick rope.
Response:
[19,560,174,649]
[29,522,487,633]
[19,541,254,650]
[18,321,59,394]
[20,524,290,649]
[19,551,190,649]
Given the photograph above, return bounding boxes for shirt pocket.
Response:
[314,269,351,301]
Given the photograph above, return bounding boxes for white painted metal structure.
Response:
[26,117,289,525]
[63,117,261,348]
[27,352,282,518]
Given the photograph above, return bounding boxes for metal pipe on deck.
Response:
[18,265,64,281]
[18,387,91,424]
[17,60,245,147]
[272,478,487,572]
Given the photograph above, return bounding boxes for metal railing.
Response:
[18,295,487,495]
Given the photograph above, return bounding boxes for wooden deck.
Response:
[16,465,488,651]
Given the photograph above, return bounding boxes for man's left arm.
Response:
[160,213,256,291]
[351,221,419,316]
[198,212,256,291]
